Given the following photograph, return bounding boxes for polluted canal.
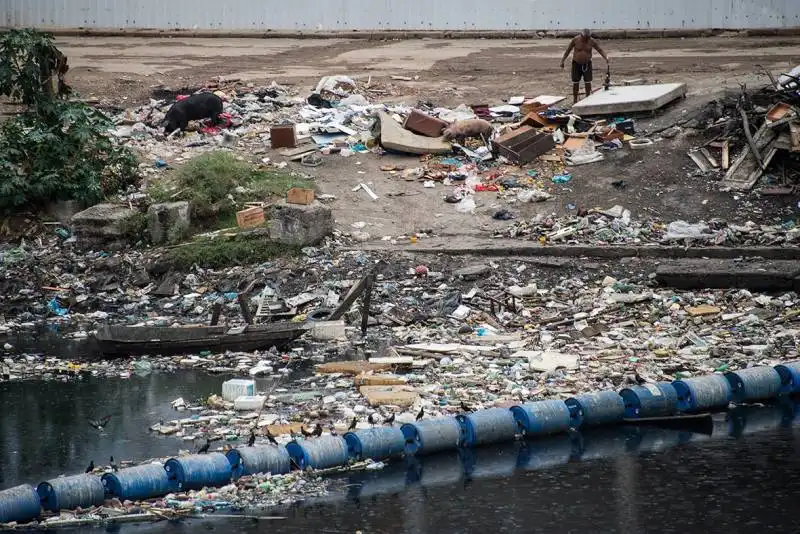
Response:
[1,365,799,532]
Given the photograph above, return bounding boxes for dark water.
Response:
[0,372,227,486]
[2,373,799,534]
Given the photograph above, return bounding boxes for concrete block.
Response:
[71,203,137,248]
[378,111,451,155]
[268,200,333,246]
[147,201,190,245]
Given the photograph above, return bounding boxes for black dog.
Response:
[163,93,224,134]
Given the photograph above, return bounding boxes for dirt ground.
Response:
[41,36,800,241]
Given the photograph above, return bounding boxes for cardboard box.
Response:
[287,187,315,205]
[236,206,265,228]
[403,109,448,137]
[495,126,556,165]
[270,124,297,149]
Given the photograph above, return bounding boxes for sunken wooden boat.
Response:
[93,322,309,356]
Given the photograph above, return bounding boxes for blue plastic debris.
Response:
[47,298,68,316]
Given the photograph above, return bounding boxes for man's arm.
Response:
[560,39,575,67]
[592,40,609,62]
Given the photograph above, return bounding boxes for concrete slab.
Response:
[571,83,687,115]
[655,259,800,291]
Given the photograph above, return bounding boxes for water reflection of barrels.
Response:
[516,434,576,471]
[458,443,519,480]
[624,427,688,454]
[405,453,464,489]
[346,463,410,500]
[573,427,638,462]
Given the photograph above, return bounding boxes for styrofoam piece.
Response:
[233,395,267,411]
[222,379,255,402]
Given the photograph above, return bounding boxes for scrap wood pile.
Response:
[689,64,800,194]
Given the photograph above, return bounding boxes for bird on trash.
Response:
[347,417,358,431]
[88,415,112,431]
[301,426,313,438]
[416,407,425,421]
[368,413,378,427]
[110,456,118,472]
[328,421,338,436]
[312,423,323,438]
[197,439,211,454]
[265,428,279,446]
[460,401,474,413]
[384,413,395,426]
[247,430,256,447]
[85,460,94,474]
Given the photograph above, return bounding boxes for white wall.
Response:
[3,0,799,31]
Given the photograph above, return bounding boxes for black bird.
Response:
[85,460,94,473]
[312,423,323,437]
[384,413,395,426]
[347,417,357,431]
[88,415,112,431]
[197,439,211,454]
[247,431,256,447]
[460,401,473,413]
[416,407,424,421]
[300,426,313,438]
[110,456,118,472]
[266,428,279,446]
[328,421,338,437]
[368,413,378,427]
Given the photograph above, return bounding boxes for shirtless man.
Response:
[560,29,610,104]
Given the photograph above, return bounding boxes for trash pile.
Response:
[496,208,800,246]
[686,65,800,193]
[145,268,800,447]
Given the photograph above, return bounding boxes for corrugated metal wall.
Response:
[3,0,800,31]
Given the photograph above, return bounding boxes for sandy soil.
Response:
[20,36,800,242]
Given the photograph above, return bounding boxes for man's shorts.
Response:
[571,60,593,83]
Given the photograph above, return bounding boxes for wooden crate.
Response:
[287,187,315,205]
[270,125,296,149]
[495,126,556,164]
[236,206,265,228]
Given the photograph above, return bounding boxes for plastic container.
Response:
[725,367,783,403]
[344,427,406,461]
[226,446,291,479]
[164,453,232,491]
[673,375,731,412]
[286,436,349,470]
[0,485,41,523]
[401,418,461,456]
[102,463,171,501]
[457,408,517,448]
[37,474,105,512]
[774,361,800,395]
[221,379,255,402]
[619,383,679,418]
[565,391,625,429]
[510,400,571,437]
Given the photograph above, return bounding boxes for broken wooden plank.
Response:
[329,276,369,321]
[721,140,730,169]
[790,122,800,153]
[368,356,415,366]
[315,361,392,375]
[721,123,778,191]
[354,373,407,387]
[359,385,419,407]
[700,147,719,168]
[688,150,711,172]
[740,108,766,170]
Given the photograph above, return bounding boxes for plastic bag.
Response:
[455,196,476,214]
[663,221,712,241]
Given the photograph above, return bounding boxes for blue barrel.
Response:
[164,453,231,491]
[516,434,577,471]
[0,485,41,523]
[37,474,105,512]
[102,464,171,501]
[286,436,349,470]
[619,383,679,418]
[510,400,571,437]
[344,427,406,461]
[725,367,783,403]
[401,418,461,456]
[774,362,800,395]
[565,391,625,428]
[457,408,518,448]
[673,374,731,412]
[226,446,291,479]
